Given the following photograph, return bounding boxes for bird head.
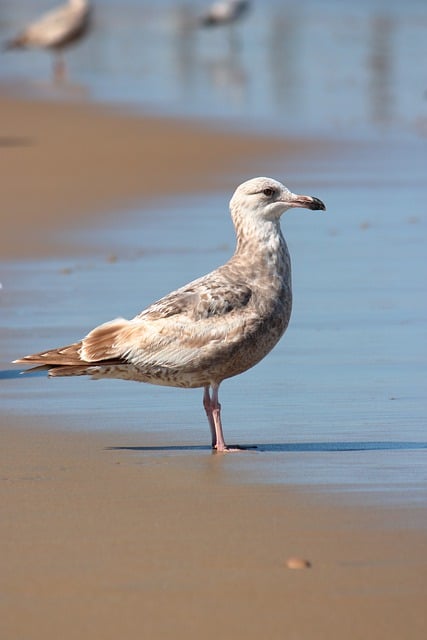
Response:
[230,177,326,224]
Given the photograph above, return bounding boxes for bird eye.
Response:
[263,188,275,197]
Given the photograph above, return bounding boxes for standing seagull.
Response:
[199,0,250,28]
[4,0,92,81]
[14,177,325,452]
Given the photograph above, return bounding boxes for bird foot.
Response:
[213,444,257,453]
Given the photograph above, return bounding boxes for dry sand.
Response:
[1,94,426,639]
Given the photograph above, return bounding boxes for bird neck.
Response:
[233,217,290,280]
[235,216,281,251]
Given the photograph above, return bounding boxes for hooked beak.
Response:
[287,193,326,211]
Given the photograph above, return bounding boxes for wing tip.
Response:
[12,354,50,365]
[12,357,32,365]
[12,342,83,367]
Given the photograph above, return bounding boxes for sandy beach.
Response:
[1,421,426,640]
[1,93,426,639]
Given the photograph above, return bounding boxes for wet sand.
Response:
[2,422,426,640]
[1,94,426,639]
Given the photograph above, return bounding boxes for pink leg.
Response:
[210,383,228,452]
[203,383,243,452]
[203,385,217,448]
[53,54,66,83]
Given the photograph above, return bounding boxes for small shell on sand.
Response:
[286,557,311,569]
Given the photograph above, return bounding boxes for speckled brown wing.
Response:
[79,270,256,370]
[14,269,254,373]
[137,271,253,321]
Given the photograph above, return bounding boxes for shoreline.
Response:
[0,91,333,260]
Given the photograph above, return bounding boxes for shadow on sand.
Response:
[106,441,427,453]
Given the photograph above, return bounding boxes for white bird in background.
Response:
[4,0,92,81]
[14,177,325,452]
[199,0,250,28]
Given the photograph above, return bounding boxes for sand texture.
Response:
[1,423,426,640]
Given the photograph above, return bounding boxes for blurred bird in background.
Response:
[4,0,92,82]
[199,0,250,28]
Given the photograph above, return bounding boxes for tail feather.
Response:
[13,319,132,370]
[4,34,27,51]
[13,341,83,366]
[48,362,127,377]
[49,364,104,377]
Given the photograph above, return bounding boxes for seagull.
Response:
[14,177,325,452]
[4,0,92,81]
[199,0,250,28]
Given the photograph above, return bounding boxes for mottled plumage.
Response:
[14,177,325,451]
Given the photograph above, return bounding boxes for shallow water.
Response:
[1,0,427,139]
[1,138,426,505]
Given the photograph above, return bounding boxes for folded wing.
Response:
[14,270,255,372]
